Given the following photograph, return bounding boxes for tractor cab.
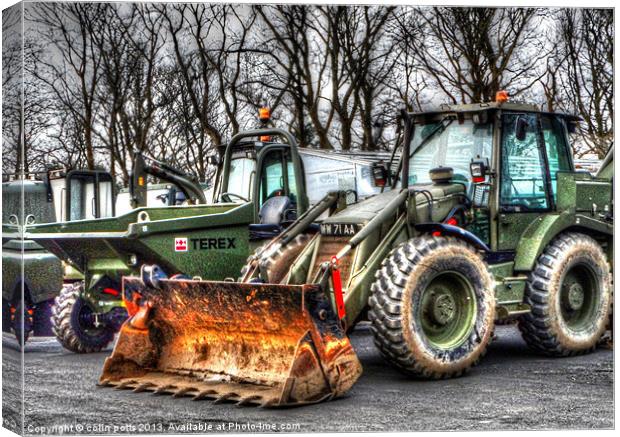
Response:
[212,127,309,239]
[400,94,583,249]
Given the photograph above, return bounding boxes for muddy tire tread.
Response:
[52,282,113,354]
[368,236,494,379]
[518,232,611,357]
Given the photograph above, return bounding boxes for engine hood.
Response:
[323,183,465,225]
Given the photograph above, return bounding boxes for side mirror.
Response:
[371,162,389,187]
[567,121,578,134]
[207,154,221,166]
[515,116,529,141]
[470,159,489,183]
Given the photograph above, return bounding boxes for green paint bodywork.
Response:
[2,180,63,304]
[513,172,613,272]
[26,202,256,310]
[273,104,613,325]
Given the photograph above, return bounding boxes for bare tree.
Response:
[2,5,23,174]
[27,2,104,169]
[556,9,613,158]
[15,4,613,183]
[396,7,548,104]
[89,4,169,184]
[338,6,397,150]
[256,5,397,151]
[204,4,257,136]
[154,4,227,178]
[256,5,335,149]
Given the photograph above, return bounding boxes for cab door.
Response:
[64,171,116,221]
[254,147,302,223]
[497,113,553,251]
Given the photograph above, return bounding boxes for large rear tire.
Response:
[518,233,611,356]
[52,282,115,353]
[368,236,495,378]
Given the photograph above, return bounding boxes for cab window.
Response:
[226,157,255,201]
[500,113,549,211]
[541,115,572,200]
[259,149,298,205]
[408,119,493,192]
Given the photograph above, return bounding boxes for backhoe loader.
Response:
[100,97,613,407]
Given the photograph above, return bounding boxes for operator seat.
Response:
[259,196,292,225]
[248,195,293,240]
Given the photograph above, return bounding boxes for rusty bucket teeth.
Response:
[99,278,363,407]
[236,395,262,406]
[172,387,195,398]
[192,389,218,401]
[114,380,137,390]
[153,384,176,395]
[133,382,156,393]
[213,393,238,404]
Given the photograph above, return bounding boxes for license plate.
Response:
[320,223,362,237]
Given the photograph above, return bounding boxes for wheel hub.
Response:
[562,281,585,311]
[430,289,456,326]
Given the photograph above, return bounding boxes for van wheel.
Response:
[52,282,115,353]
[519,233,611,356]
[368,235,495,378]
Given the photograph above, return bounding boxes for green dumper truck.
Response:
[26,128,391,353]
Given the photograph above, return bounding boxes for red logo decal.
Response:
[175,237,188,252]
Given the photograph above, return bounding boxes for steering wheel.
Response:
[220,192,249,203]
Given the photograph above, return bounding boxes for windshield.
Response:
[225,157,255,202]
[407,118,493,190]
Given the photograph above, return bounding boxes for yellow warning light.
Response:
[138,176,145,186]
[259,107,271,122]
[495,90,509,103]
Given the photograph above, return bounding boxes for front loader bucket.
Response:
[99,278,362,407]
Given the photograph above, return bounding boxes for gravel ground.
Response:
[1,324,614,435]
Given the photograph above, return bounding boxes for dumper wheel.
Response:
[259,234,314,283]
[12,298,34,346]
[239,245,267,281]
[518,233,611,356]
[52,282,115,353]
[368,235,495,378]
[240,234,313,284]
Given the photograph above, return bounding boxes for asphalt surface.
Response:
[1,324,614,434]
